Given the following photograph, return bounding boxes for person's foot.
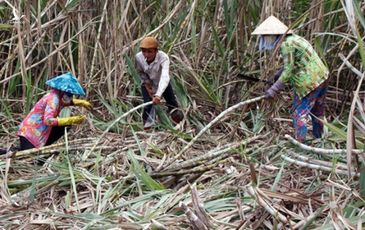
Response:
[143,120,154,131]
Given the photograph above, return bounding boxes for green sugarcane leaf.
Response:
[127,150,164,191]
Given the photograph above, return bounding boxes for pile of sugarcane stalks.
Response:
[1,96,365,229]
[151,135,263,178]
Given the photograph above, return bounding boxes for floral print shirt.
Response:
[279,34,329,98]
[17,89,70,148]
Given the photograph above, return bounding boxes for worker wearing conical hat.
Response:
[252,16,329,142]
[135,37,183,130]
[16,72,92,150]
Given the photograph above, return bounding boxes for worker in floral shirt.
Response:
[252,16,329,142]
[16,72,92,150]
[135,36,183,130]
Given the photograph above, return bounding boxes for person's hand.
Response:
[265,89,276,99]
[264,80,285,99]
[152,96,161,104]
[73,99,92,110]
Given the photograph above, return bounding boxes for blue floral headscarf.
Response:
[46,72,86,96]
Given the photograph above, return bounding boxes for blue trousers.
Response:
[292,82,328,142]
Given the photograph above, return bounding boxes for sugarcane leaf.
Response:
[127,150,164,191]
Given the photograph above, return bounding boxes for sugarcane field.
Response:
[1,0,365,229]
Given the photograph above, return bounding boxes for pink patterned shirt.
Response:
[17,89,70,148]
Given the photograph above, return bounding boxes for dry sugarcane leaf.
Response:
[180,202,208,230]
[191,184,212,228]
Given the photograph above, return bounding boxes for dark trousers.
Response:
[141,83,179,122]
[19,126,70,150]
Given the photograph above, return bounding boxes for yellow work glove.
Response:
[72,99,92,110]
[57,115,86,126]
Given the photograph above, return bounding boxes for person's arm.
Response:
[72,98,92,110]
[135,55,149,84]
[43,95,60,126]
[135,57,154,97]
[273,67,284,81]
[277,41,294,83]
[44,95,86,126]
[57,94,92,110]
[56,116,86,126]
[155,58,170,97]
[265,41,293,99]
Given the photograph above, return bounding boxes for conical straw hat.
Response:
[46,72,86,96]
[252,15,293,35]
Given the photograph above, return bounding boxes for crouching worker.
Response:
[135,36,183,130]
[16,72,92,151]
[252,16,329,142]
